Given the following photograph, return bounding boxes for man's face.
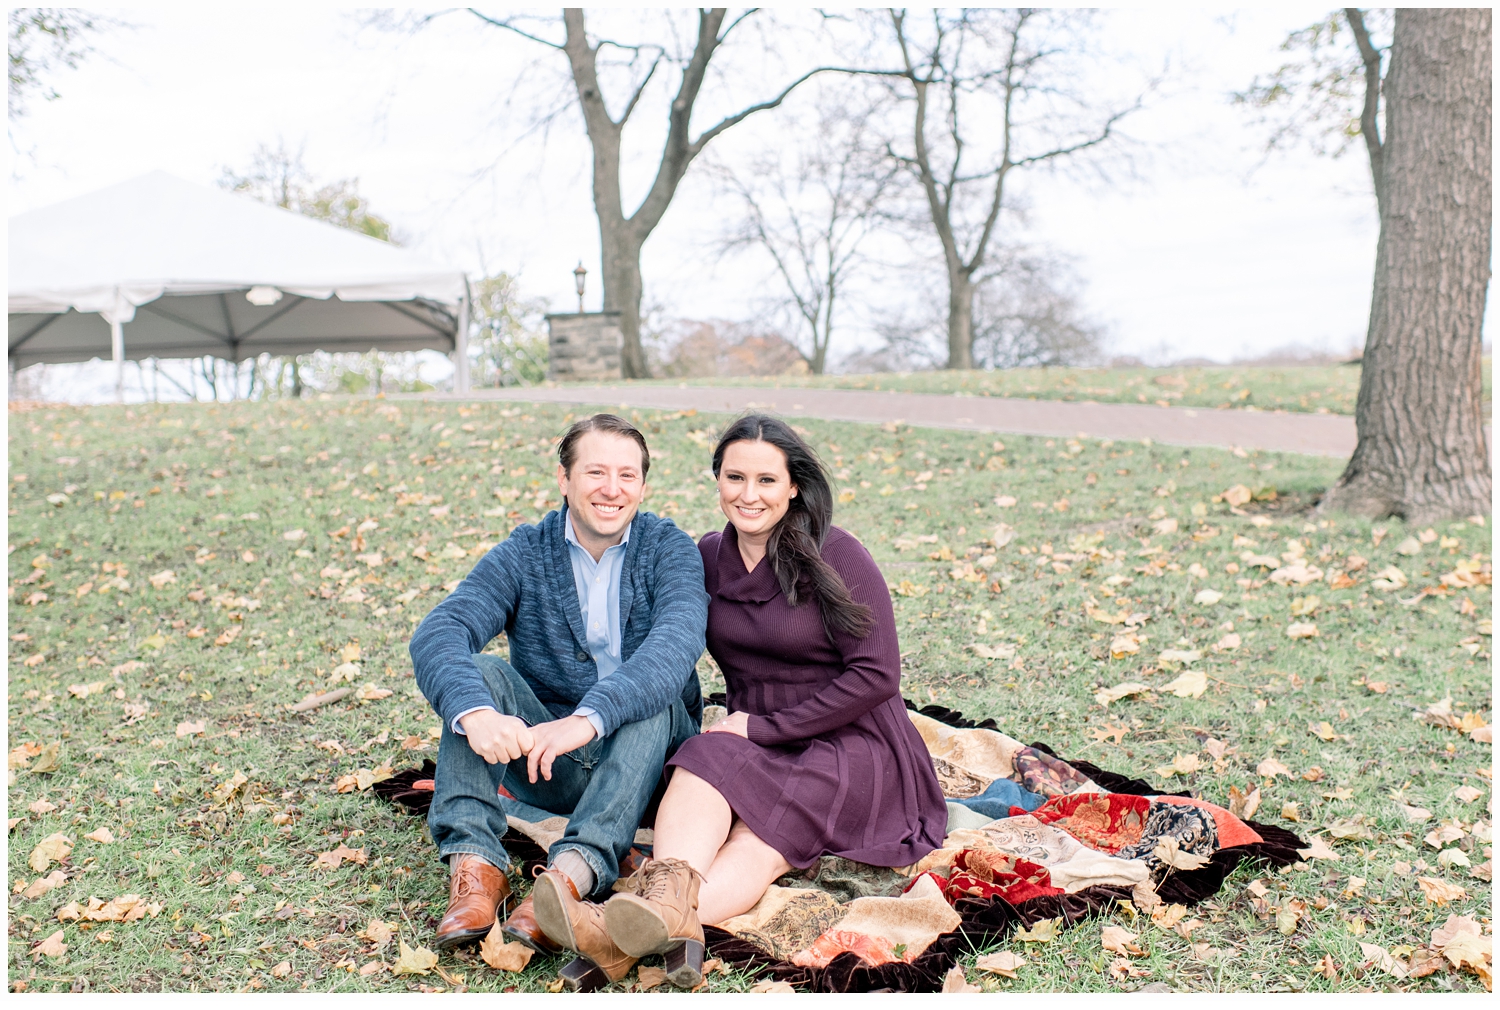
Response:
[556,431,646,548]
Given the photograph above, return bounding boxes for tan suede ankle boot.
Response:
[603,858,706,988]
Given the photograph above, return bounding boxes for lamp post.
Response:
[573,262,587,313]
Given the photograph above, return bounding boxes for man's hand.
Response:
[526,715,597,784]
[459,709,534,765]
[706,710,750,738]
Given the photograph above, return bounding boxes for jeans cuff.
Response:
[439,843,511,873]
[550,843,609,898]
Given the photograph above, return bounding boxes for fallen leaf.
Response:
[1256,758,1291,778]
[1327,817,1375,841]
[1102,925,1145,956]
[176,720,206,738]
[315,844,368,870]
[1286,622,1319,639]
[1213,633,1241,651]
[941,965,980,992]
[1095,682,1151,707]
[1227,785,1261,820]
[1150,903,1189,929]
[1014,917,1061,942]
[636,966,669,990]
[1281,802,1300,822]
[1107,957,1152,981]
[1454,785,1484,804]
[1193,589,1223,605]
[1416,876,1467,906]
[1152,836,1210,871]
[270,961,292,978]
[479,923,533,972]
[1277,899,1307,935]
[392,939,438,976]
[1397,803,1432,822]
[1108,633,1141,658]
[210,770,249,804]
[31,930,66,961]
[749,980,796,993]
[1155,753,1201,778]
[1156,648,1202,664]
[1089,722,1130,745]
[1309,721,1337,742]
[84,827,115,843]
[28,797,57,814]
[974,950,1027,978]
[360,919,395,945]
[22,870,67,899]
[29,833,73,872]
[1222,484,1251,506]
[1359,942,1409,980]
[31,741,61,774]
[149,570,177,588]
[1158,669,1207,699]
[1424,824,1466,849]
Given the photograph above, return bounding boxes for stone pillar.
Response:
[546,312,623,381]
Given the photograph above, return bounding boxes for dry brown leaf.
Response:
[1158,670,1207,699]
[29,832,73,872]
[941,965,981,992]
[974,951,1027,978]
[31,741,62,773]
[748,980,795,993]
[32,930,66,960]
[1296,836,1341,862]
[1150,903,1189,929]
[1359,942,1409,980]
[479,923,533,973]
[1095,682,1151,707]
[1417,876,1467,906]
[1153,836,1210,871]
[22,870,67,899]
[1424,824,1466,849]
[1256,758,1291,778]
[1397,803,1433,822]
[636,966,669,990]
[1227,785,1261,820]
[359,919,394,946]
[84,826,115,844]
[176,720,206,738]
[315,844,368,870]
[1014,917,1061,942]
[1107,957,1152,981]
[270,961,292,978]
[1454,785,1484,804]
[1101,925,1144,955]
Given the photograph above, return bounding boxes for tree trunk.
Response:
[1322,9,1492,524]
[599,222,647,378]
[947,271,976,371]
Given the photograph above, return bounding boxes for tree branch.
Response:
[1344,7,1385,202]
[466,9,564,49]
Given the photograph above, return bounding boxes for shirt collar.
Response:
[563,506,631,553]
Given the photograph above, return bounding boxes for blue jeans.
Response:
[428,654,697,898]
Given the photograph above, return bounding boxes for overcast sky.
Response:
[9,5,1488,399]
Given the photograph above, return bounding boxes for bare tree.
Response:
[7,8,122,120]
[1242,10,1491,522]
[1321,10,1492,521]
[884,8,1138,370]
[712,94,899,374]
[469,8,873,378]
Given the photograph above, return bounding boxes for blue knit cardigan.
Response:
[409,507,708,737]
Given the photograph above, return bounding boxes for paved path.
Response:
[448,384,1358,457]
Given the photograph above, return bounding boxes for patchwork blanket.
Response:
[372,699,1305,993]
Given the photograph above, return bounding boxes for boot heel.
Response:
[559,956,610,993]
[664,938,705,989]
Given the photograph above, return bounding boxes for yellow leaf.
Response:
[1256,758,1291,778]
[479,923,534,972]
[29,833,73,872]
[1014,917,1060,942]
[1158,670,1207,699]
[1309,721,1337,741]
[31,741,61,773]
[392,939,438,976]
[1152,836,1210,871]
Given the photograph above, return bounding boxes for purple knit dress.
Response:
[666,524,947,869]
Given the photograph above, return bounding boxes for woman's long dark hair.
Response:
[712,414,874,639]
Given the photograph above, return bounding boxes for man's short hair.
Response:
[557,413,651,480]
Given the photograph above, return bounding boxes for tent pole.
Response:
[111,318,125,403]
[453,281,471,395]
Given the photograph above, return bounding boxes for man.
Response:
[410,413,706,987]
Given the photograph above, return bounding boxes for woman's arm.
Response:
[744,532,902,746]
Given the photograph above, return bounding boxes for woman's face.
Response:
[717,439,798,541]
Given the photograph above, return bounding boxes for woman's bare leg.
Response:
[696,819,793,926]
[650,769,734,874]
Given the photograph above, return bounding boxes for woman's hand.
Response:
[706,710,750,738]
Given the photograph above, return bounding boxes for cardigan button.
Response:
[576,651,589,661]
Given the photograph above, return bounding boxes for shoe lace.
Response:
[639,858,704,902]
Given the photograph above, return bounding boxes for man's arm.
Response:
[573,525,708,736]
[409,535,526,731]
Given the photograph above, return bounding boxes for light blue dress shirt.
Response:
[450,511,627,740]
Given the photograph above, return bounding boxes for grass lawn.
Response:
[7,396,1492,993]
[629,361,1494,418]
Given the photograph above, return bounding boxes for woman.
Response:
[600,414,947,987]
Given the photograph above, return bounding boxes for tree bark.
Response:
[947,271,975,371]
[1321,8,1492,524]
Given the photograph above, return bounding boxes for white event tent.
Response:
[8,171,472,398]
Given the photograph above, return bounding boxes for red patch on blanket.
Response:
[1023,793,1151,853]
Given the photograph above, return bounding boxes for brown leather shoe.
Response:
[433,855,513,951]
[531,868,636,991]
[604,858,705,988]
[499,895,561,956]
